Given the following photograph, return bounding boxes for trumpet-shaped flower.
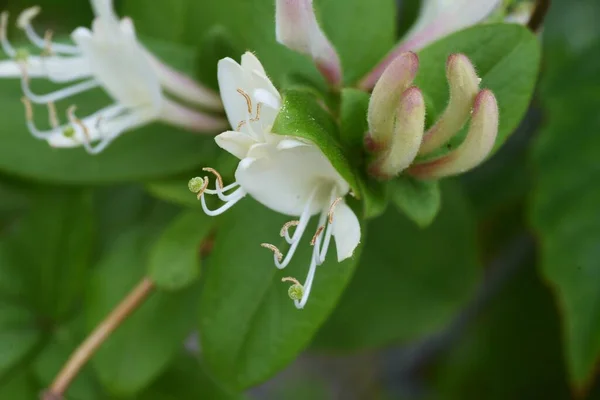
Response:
[189,52,360,309]
[0,0,226,154]
[359,0,502,89]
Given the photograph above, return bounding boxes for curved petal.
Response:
[332,202,361,261]
[235,137,347,216]
[215,130,257,160]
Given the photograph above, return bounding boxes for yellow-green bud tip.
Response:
[188,177,204,193]
[288,284,303,301]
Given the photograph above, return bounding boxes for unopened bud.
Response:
[276,0,342,86]
[409,89,498,179]
[419,54,480,156]
[367,52,419,149]
[369,87,425,179]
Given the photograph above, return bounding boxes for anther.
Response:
[0,12,9,41]
[202,167,224,189]
[281,277,301,286]
[47,102,58,128]
[236,88,253,114]
[261,243,283,262]
[67,105,92,144]
[251,103,262,122]
[311,226,325,246]
[21,97,33,121]
[196,178,209,199]
[280,220,300,237]
[327,197,343,224]
[236,120,246,131]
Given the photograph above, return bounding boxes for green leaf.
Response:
[428,261,570,400]
[0,302,41,377]
[148,209,213,291]
[339,89,388,219]
[0,39,219,183]
[2,187,93,321]
[390,177,441,228]
[138,353,245,400]
[87,227,201,396]
[312,183,478,351]
[200,199,362,389]
[530,37,600,388]
[273,90,360,195]
[0,370,38,400]
[415,24,540,154]
[196,26,242,92]
[32,319,103,400]
[316,0,397,84]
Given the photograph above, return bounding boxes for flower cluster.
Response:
[0,0,226,153]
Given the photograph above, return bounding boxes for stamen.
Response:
[41,29,53,56]
[327,197,343,224]
[202,167,224,189]
[236,88,253,114]
[281,277,301,286]
[196,178,209,199]
[261,243,283,262]
[251,102,262,122]
[17,6,80,55]
[67,105,92,144]
[47,101,58,128]
[21,73,100,105]
[0,12,16,57]
[21,96,33,121]
[280,220,300,237]
[236,120,246,132]
[311,226,325,246]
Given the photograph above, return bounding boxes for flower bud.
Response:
[276,0,342,86]
[368,86,426,179]
[409,89,498,179]
[366,52,419,150]
[419,54,481,156]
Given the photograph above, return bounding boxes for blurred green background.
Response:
[0,0,599,399]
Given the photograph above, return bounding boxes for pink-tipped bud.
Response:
[368,86,426,180]
[418,54,481,156]
[409,89,498,179]
[276,0,342,86]
[367,52,419,148]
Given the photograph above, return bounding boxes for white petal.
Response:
[218,54,282,135]
[235,138,346,216]
[71,26,162,109]
[332,202,361,261]
[214,131,257,160]
[90,0,119,23]
[241,52,267,76]
[0,56,92,82]
[402,0,501,51]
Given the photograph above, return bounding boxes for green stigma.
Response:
[62,126,75,138]
[288,284,304,301]
[15,48,29,62]
[188,177,205,193]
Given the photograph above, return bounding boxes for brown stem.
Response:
[42,278,155,400]
[527,0,551,32]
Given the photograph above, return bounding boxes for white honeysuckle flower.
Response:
[189,52,360,309]
[0,0,226,154]
[359,0,502,89]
